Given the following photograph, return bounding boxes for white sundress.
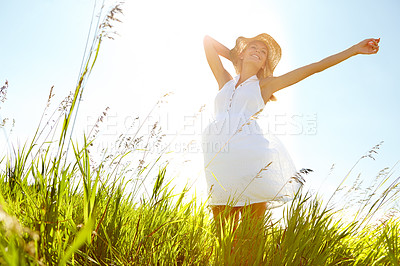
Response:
[201,74,302,208]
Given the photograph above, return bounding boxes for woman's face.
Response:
[240,40,268,70]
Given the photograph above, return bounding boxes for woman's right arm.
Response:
[203,35,232,90]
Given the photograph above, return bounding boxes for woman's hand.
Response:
[353,38,380,55]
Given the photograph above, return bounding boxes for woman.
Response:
[201,33,380,227]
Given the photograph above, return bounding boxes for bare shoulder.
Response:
[218,74,233,90]
[259,76,277,93]
[257,77,274,104]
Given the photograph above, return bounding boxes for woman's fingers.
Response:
[357,38,380,54]
[368,40,377,46]
[368,38,380,44]
[367,38,380,52]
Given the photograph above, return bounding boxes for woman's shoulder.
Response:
[218,76,234,91]
[258,75,275,89]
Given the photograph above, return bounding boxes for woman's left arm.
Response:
[260,38,380,93]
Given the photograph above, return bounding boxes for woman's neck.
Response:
[238,67,258,84]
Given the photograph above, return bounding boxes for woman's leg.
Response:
[211,202,267,231]
[210,202,267,259]
[211,205,242,252]
[238,202,267,263]
[245,201,267,220]
[211,205,241,229]
[239,201,267,232]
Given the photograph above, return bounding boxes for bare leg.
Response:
[244,201,267,220]
[211,205,241,229]
[211,205,242,251]
[239,202,267,264]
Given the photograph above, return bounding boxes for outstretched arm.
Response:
[203,35,233,90]
[260,38,380,93]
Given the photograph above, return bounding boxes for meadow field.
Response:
[1,3,399,265]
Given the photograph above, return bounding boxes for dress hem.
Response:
[207,198,289,208]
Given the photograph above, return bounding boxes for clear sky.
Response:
[1,0,399,214]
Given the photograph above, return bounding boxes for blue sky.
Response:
[1,0,399,213]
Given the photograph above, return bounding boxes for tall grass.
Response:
[1,2,400,265]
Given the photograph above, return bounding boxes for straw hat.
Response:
[230,33,282,79]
